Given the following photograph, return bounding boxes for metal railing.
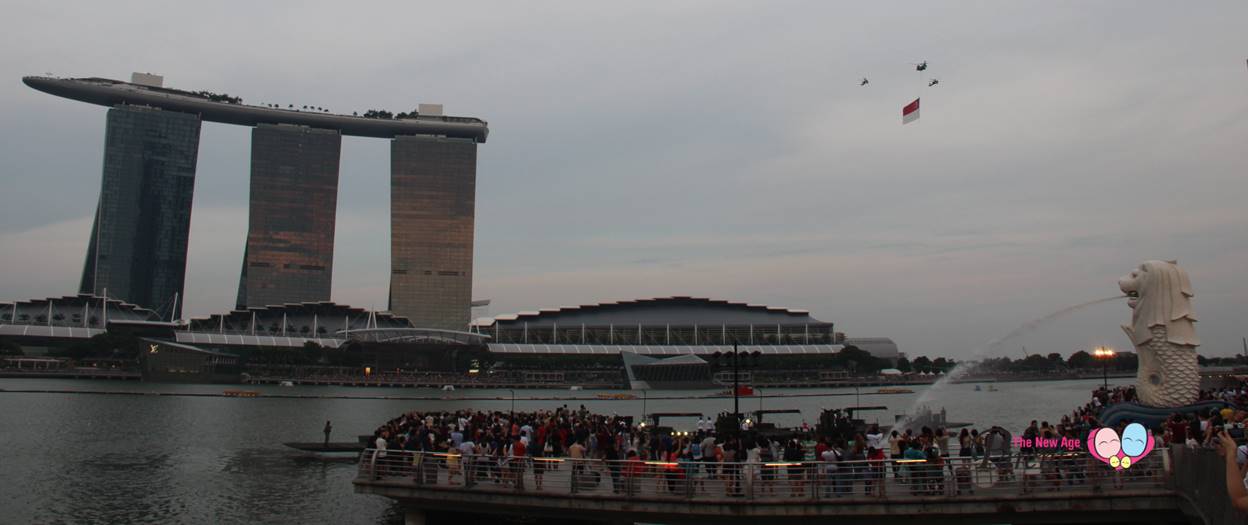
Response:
[356,448,1171,501]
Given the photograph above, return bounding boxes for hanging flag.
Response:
[902,98,920,124]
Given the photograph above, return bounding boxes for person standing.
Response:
[511,435,528,490]
[323,420,333,447]
[568,439,587,492]
[1217,430,1248,512]
[888,431,904,478]
[459,435,477,488]
[372,431,389,479]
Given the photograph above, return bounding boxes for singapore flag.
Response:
[902,98,920,124]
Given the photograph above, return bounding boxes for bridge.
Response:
[353,449,1217,525]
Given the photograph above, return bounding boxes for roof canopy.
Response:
[491,296,824,327]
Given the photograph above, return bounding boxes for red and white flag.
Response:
[902,98,920,124]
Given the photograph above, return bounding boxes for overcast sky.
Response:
[2,1,1246,360]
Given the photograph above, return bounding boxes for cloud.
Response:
[3,1,1248,358]
[0,216,92,301]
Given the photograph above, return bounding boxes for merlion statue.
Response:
[1118,260,1199,407]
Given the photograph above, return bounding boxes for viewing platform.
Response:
[354,449,1198,524]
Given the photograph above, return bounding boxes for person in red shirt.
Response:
[510,436,527,490]
[624,450,647,495]
[1167,414,1188,445]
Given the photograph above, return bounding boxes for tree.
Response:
[933,357,949,371]
[1112,352,1138,371]
[1068,350,1093,369]
[896,357,911,373]
[912,356,932,373]
[830,346,887,375]
[1197,354,1209,366]
[302,341,329,365]
[1019,354,1051,370]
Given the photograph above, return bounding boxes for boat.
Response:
[283,441,365,458]
[279,380,294,387]
[974,385,982,392]
[877,387,914,394]
[719,385,755,396]
[569,385,582,391]
[987,385,999,392]
[223,390,260,398]
[441,385,455,391]
[596,393,637,400]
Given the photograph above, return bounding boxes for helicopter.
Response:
[914,61,928,72]
[860,77,869,86]
[928,78,940,87]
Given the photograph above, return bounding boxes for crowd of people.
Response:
[365,380,1248,499]
[368,408,1098,497]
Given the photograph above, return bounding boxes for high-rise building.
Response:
[26,75,488,324]
[389,135,477,330]
[237,124,342,308]
[80,105,201,319]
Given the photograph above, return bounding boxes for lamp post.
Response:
[713,341,759,429]
[1092,346,1116,389]
[641,389,648,424]
[732,342,740,422]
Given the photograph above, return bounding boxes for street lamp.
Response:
[1092,346,1116,389]
[713,341,759,425]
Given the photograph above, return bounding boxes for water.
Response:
[901,295,1126,426]
[0,377,1128,524]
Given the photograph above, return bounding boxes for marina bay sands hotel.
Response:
[22,73,488,330]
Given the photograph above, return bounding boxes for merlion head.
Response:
[1118,260,1198,347]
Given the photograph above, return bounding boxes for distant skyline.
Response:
[2,1,1246,359]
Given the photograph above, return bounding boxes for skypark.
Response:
[22,75,488,141]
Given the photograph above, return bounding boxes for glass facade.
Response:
[389,135,477,330]
[80,105,201,320]
[237,124,341,308]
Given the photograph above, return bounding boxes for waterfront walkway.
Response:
[354,450,1188,524]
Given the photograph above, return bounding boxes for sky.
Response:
[1,1,1246,360]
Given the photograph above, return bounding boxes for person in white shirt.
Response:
[820,445,840,497]
[865,424,884,451]
[372,433,389,479]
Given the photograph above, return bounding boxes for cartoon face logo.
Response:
[1087,423,1154,470]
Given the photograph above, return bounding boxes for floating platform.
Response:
[283,442,365,453]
